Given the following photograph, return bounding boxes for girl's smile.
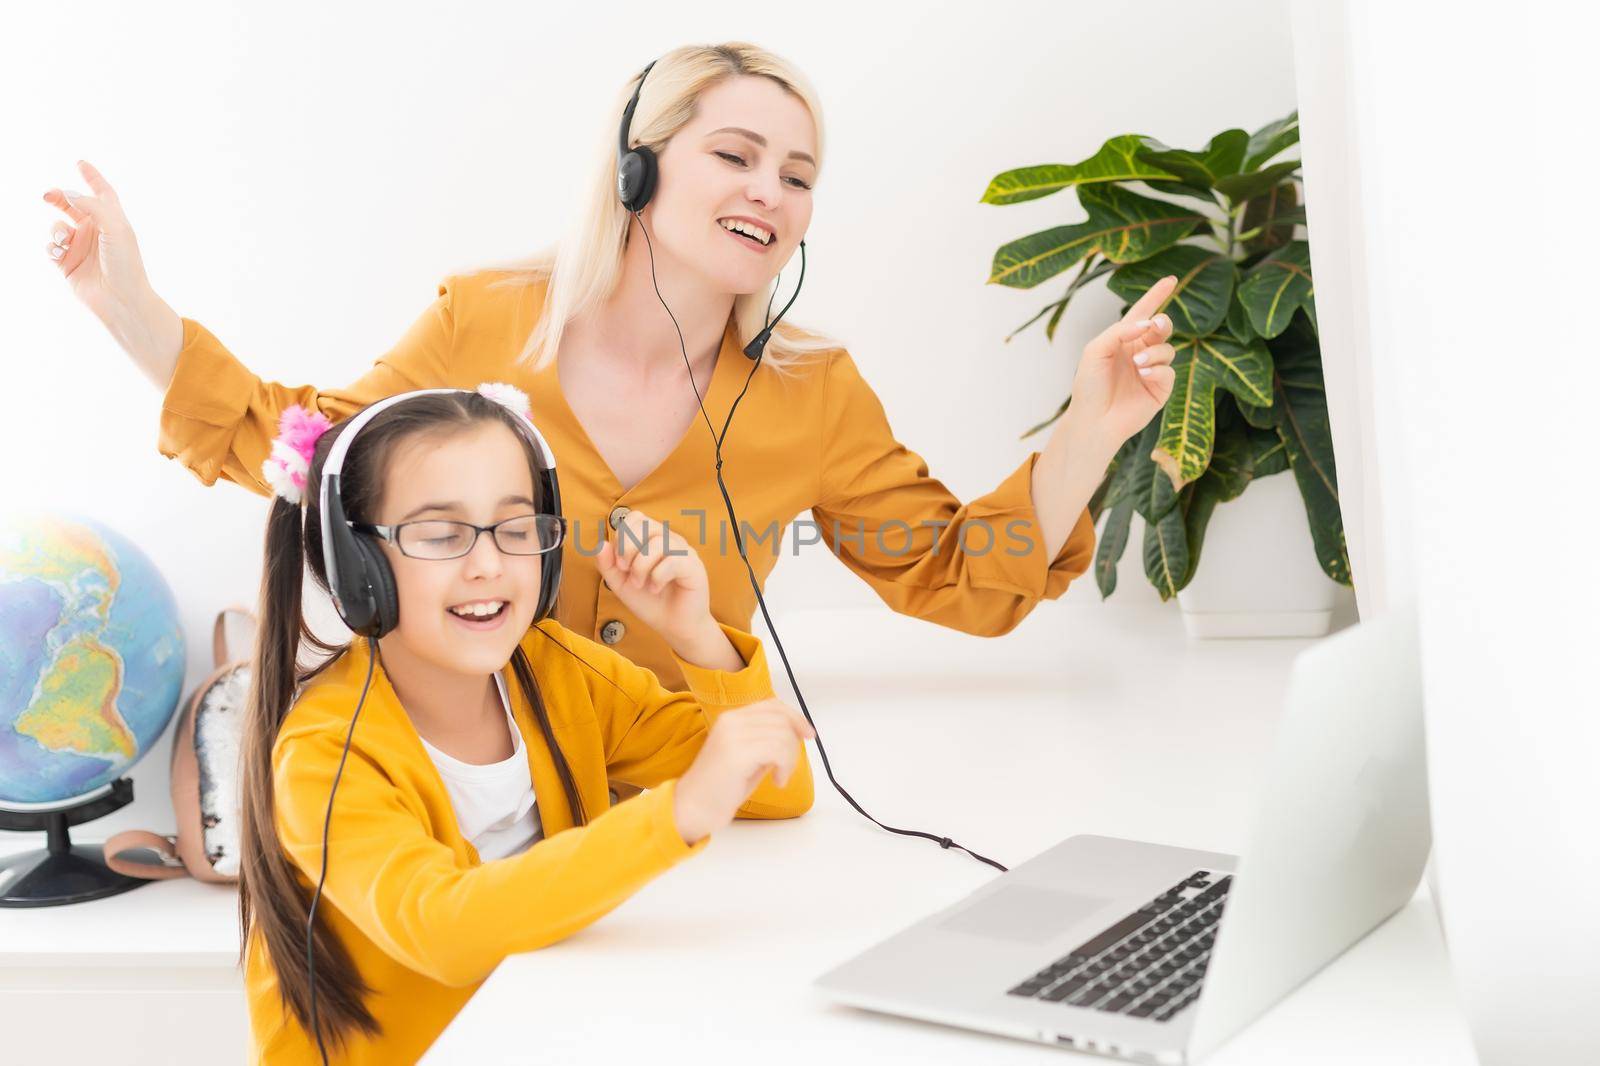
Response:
[446,598,511,631]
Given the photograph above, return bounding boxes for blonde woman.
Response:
[42,41,1178,694]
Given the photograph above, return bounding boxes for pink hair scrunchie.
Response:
[261,405,333,505]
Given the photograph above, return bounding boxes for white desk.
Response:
[426,605,1478,1065]
[0,865,245,1060]
[0,603,1477,1064]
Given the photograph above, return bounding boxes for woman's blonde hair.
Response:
[483,42,837,373]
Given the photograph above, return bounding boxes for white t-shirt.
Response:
[417,673,543,861]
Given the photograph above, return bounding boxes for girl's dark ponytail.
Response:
[237,495,378,1051]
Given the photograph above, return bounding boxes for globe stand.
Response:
[0,778,150,907]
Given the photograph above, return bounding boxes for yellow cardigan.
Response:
[158,271,1097,690]
[246,617,806,1065]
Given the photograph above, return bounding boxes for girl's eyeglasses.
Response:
[352,513,566,561]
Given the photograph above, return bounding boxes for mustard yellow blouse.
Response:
[247,617,806,1064]
[158,271,1098,689]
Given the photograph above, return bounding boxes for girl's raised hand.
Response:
[595,510,712,649]
[672,697,815,845]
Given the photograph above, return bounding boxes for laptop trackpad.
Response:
[938,884,1114,944]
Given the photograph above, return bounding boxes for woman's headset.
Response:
[616,60,660,213]
[318,388,565,638]
[616,59,804,361]
[617,58,1004,873]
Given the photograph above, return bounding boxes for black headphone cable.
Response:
[629,209,1007,874]
[306,638,378,1066]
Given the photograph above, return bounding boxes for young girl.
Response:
[237,383,814,1065]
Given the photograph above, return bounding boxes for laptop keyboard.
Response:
[1005,869,1232,1022]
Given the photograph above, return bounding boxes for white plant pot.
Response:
[1175,470,1346,638]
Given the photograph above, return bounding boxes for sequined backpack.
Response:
[105,606,254,883]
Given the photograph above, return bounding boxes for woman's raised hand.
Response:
[672,697,815,845]
[42,160,182,389]
[1065,274,1180,452]
[43,160,150,319]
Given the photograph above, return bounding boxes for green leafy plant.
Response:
[981,111,1349,601]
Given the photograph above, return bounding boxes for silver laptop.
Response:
[814,604,1430,1063]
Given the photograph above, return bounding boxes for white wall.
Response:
[0,1,1299,842]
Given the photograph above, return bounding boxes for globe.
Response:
[0,513,185,806]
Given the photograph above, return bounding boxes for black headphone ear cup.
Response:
[536,548,562,622]
[531,459,562,623]
[351,533,400,638]
[617,152,639,207]
[618,147,657,213]
[634,147,657,210]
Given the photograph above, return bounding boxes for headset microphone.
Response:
[743,240,805,361]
